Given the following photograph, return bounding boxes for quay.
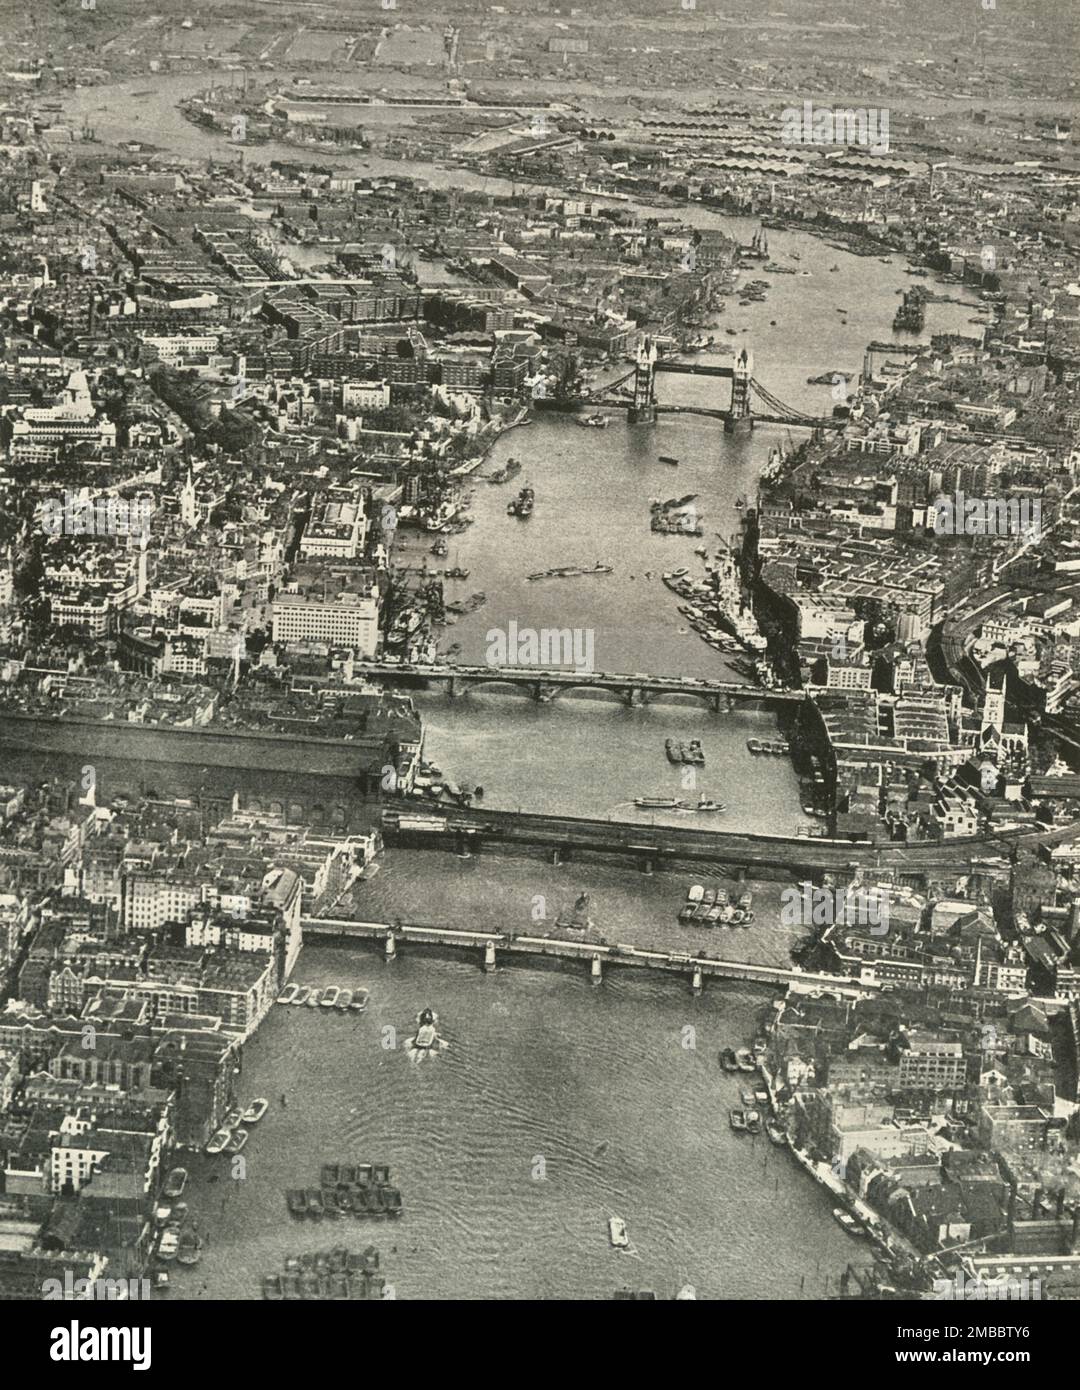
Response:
[352,660,803,711]
[301,917,871,997]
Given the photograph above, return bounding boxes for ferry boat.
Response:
[350,988,369,1012]
[205,1128,231,1155]
[729,1108,748,1132]
[277,983,299,1005]
[336,989,353,1011]
[242,1098,269,1125]
[292,986,311,1006]
[163,1167,188,1199]
[608,1216,631,1249]
[720,1048,739,1072]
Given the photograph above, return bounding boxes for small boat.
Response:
[263,1275,284,1300]
[729,1108,748,1132]
[305,989,320,1008]
[766,1119,788,1146]
[225,1127,249,1154]
[407,1008,440,1056]
[241,1099,269,1125]
[205,1128,231,1155]
[277,983,299,1005]
[292,986,311,1006]
[307,1190,324,1218]
[658,455,679,466]
[336,989,353,1011]
[720,1048,739,1072]
[744,1110,762,1135]
[735,1048,755,1073]
[223,1109,242,1130]
[350,988,369,1012]
[833,1208,864,1236]
[741,1088,756,1107]
[177,1230,202,1267]
[692,887,717,921]
[163,1167,187,1199]
[608,1216,630,1249]
[320,986,340,1009]
[287,1190,308,1216]
[157,1231,180,1263]
[634,797,685,809]
[154,1272,170,1292]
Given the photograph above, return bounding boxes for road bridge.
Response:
[301,916,873,996]
[350,661,804,710]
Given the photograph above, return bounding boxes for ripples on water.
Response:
[180,952,873,1301]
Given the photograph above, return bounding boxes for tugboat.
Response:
[694,798,726,813]
[507,485,535,518]
[406,1008,442,1061]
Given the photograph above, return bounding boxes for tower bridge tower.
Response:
[629,335,657,424]
[725,348,754,434]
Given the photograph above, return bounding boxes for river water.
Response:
[47,81,984,1298]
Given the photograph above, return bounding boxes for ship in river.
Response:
[507,485,535,518]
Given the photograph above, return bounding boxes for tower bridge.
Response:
[590,336,843,433]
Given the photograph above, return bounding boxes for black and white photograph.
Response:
[0,0,1078,1344]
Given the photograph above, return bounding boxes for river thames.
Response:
[32,81,987,1297]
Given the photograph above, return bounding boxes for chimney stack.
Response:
[1033,1187,1044,1219]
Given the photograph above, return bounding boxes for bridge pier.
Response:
[446,677,459,700]
[455,830,472,858]
[691,966,703,996]
[536,683,558,703]
[551,845,566,867]
[590,954,603,986]
[384,930,397,963]
[482,939,496,973]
